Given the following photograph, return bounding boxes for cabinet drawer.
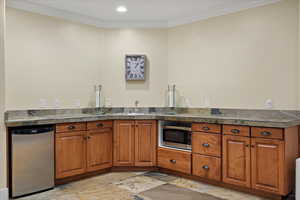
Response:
[192,132,221,157]
[192,154,221,181]
[192,123,221,134]
[251,127,283,140]
[157,148,191,174]
[56,122,87,133]
[223,125,250,137]
[87,121,113,130]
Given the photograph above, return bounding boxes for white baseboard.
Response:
[0,188,8,200]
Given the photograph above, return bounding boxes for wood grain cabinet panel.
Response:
[251,138,284,194]
[87,128,113,172]
[158,148,191,174]
[251,127,284,140]
[223,125,250,137]
[113,121,135,166]
[192,123,221,134]
[56,131,86,179]
[192,154,221,181]
[134,120,157,166]
[222,135,251,188]
[56,122,86,133]
[87,121,113,130]
[192,132,221,157]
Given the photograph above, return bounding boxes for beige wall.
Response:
[0,0,6,191]
[6,8,168,110]
[168,0,299,109]
[5,0,300,110]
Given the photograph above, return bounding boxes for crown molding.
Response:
[167,0,281,27]
[7,0,281,28]
[7,0,168,28]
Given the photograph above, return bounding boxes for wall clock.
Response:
[125,55,146,81]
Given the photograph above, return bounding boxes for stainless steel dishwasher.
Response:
[11,126,55,198]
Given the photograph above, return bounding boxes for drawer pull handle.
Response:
[231,129,240,134]
[68,125,76,130]
[170,159,176,164]
[260,131,272,136]
[202,143,210,148]
[202,165,210,170]
[97,123,103,128]
[202,127,210,131]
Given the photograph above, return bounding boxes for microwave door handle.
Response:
[163,126,192,131]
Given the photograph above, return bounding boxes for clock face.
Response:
[126,55,146,80]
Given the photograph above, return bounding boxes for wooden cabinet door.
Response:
[113,120,135,166]
[222,135,251,188]
[56,131,86,179]
[87,128,113,172]
[251,138,284,194]
[134,120,157,166]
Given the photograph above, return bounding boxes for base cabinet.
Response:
[222,127,297,196]
[113,121,135,166]
[158,148,191,174]
[56,131,87,179]
[87,128,113,172]
[192,154,221,181]
[113,120,157,167]
[53,120,298,198]
[55,121,113,179]
[251,138,284,194]
[222,135,251,188]
[135,121,157,166]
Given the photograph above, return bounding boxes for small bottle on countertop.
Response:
[95,85,102,108]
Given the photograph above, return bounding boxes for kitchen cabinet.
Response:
[251,138,284,194]
[158,147,191,174]
[113,120,135,166]
[113,120,157,167]
[222,126,298,195]
[56,130,87,179]
[192,132,221,157]
[135,120,157,166]
[222,135,251,188]
[87,121,113,172]
[192,154,221,181]
[55,121,113,179]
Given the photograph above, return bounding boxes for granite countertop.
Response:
[5,107,300,128]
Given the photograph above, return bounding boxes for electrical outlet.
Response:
[54,99,60,108]
[39,99,48,108]
[74,99,81,108]
[265,99,273,109]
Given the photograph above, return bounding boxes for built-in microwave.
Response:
[159,121,192,151]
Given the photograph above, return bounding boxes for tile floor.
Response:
[16,171,269,200]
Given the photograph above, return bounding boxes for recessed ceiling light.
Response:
[116,6,128,13]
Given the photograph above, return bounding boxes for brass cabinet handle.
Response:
[245,144,250,148]
[202,127,210,131]
[96,123,103,128]
[68,125,76,130]
[202,165,209,170]
[170,159,176,164]
[231,129,240,134]
[84,136,91,140]
[260,131,272,136]
[202,143,210,148]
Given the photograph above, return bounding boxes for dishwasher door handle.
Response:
[12,127,54,135]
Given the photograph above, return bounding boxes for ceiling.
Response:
[7,0,280,28]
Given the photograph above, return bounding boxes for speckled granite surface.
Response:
[5,107,300,128]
